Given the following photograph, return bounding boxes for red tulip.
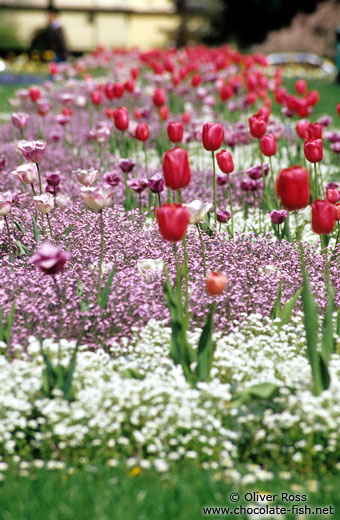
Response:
[305,90,320,107]
[135,123,149,142]
[260,134,277,157]
[104,83,115,100]
[153,88,166,107]
[49,62,58,76]
[162,147,191,190]
[304,139,323,163]
[91,90,103,105]
[29,86,41,102]
[276,166,310,211]
[286,95,299,113]
[105,107,114,119]
[257,106,271,122]
[181,112,191,124]
[245,92,257,105]
[219,84,233,102]
[307,123,322,140]
[337,103,340,118]
[159,106,170,120]
[113,83,124,98]
[167,122,184,143]
[191,73,202,87]
[156,203,190,242]
[202,123,224,151]
[124,79,134,93]
[113,107,129,131]
[311,200,335,234]
[296,98,309,118]
[248,114,267,138]
[216,149,234,174]
[274,87,287,105]
[206,272,228,296]
[295,79,307,94]
[334,203,340,221]
[130,67,139,80]
[326,188,340,204]
[296,120,310,140]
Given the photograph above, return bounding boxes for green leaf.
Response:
[196,303,216,382]
[3,302,16,345]
[62,224,74,236]
[12,219,26,235]
[282,215,292,242]
[15,240,29,257]
[277,287,302,327]
[231,382,279,406]
[321,283,334,362]
[32,216,40,243]
[100,266,117,310]
[319,353,331,391]
[62,343,79,401]
[0,307,3,343]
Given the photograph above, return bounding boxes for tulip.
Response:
[119,158,135,174]
[124,79,134,93]
[104,83,115,100]
[37,100,50,117]
[162,147,191,191]
[191,73,202,87]
[216,149,234,174]
[306,90,320,107]
[135,123,149,142]
[156,203,190,242]
[34,193,55,214]
[75,167,97,186]
[127,178,148,193]
[307,123,322,140]
[153,88,166,107]
[260,134,277,157]
[113,83,124,98]
[80,186,113,211]
[56,114,70,126]
[295,79,307,94]
[248,115,267,138]
[0,155,6,172]
[217,209,231,223]
[103,172,121,187]
[270,209,288,224]
[219,84,233,102]
[11,112,29,134]
[276,166,310,211]
[181,112,191,124]
[167,121,184,143]
[202,123,224,224]
[113,107,129,131]
[304,139,323,163]
[31,243,70,275]
[0,191,12,217]
[337,103,340,118]
[184,200,212,225]
[90,90,103,105]
[12,163,38,187]
[326,188,340,204]
[311,200,335,235]
[29,86,41,102]
[202,123,224,152]
[148,174,164,194]
[159,106,170,121]
[46,172,61,192]
[206,272,227,296]
[296,120,310,140]
[16,140,46,164]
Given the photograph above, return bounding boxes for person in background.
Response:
[46,7,68,62]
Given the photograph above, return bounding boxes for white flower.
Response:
[137,258,164,280]
[183,199,212,224]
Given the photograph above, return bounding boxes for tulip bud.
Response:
[162,147,191,191]
[296,120,310,140]
[113,83,124,98]
[219,84,233,102]
[216,149,234,174]
[304,139,323,163]
[206,272,227,296]
[181,112,191,124]
[159,106,170,120]
[11,112,29,129]
[216,209,231,223]
[148,174,164,194]
[90,90,103,105]
[248,114,267,138]
[260,134,277,157]
[80,186,113,210]
[156,203,190,242]
[311,199,335,234]
[167,121,184,143]
[29,86,41,102]
[295,79,307,94]
[270,209,288,224]
[135,123,150,142]
[119,158,135,174]
[305,90,320,107]
[202,123,224,151]
[104,83,115,100]
[276,166,310,211]
[307,123,322,139]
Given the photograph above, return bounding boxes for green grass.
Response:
[0,462,339,520]
[0,84,19,114]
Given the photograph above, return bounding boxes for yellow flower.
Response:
[129,466,141,477]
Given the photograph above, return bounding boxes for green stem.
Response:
[182,235,189,314]
[196,224,207,277]
[143,142,149,177]
[97,210,105,305]
[4,215,12,261]
[211,151,217,224]
[36,163,43,194]
[313,163,319,200]
[53,277,63,364]
[46,213,54,240]
[157,193,161,208]
[227,175,234,237]
[122,131,126,157]
[269,156,279,208]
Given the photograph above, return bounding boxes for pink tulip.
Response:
[12,164,38,185]
[0,192,13,216]
[75,168,97,186]
[34,193,55,214]
[80,186,113,210]
[11,112,29,129]
[16,140,47,163]
[31,243,70,275]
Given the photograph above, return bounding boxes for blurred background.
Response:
[0,0,339,57]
